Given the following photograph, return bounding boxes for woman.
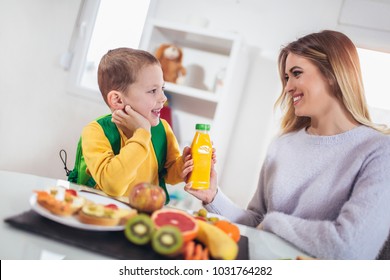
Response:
[183,30,390,259]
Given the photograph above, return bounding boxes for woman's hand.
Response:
[112,105,150,138]
[184,167,218,204]
[182,146,218,204]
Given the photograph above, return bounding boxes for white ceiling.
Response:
[339,0,390,32]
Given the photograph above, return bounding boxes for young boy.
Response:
[80,48,185,199]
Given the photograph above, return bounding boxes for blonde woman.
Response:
[183,30,390,259]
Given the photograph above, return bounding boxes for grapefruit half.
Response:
[151,208,198,242]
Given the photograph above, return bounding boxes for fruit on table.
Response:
[193,208,220,223]
[197,208,208,217]
[124,214,155,245]
[128,182,166,213]
[151,208,198,242]
[152,225,183,256]
[194,216,207,222]
[207,216,220,223]
[196,220,238,260]
[213,220,241,243]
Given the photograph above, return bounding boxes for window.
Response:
[357,48,390,126]
[66,0,154,101]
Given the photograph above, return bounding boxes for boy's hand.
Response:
[181,146,192,182]
[182,146,218,204]
[112,105,151,138]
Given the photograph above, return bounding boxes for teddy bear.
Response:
[155,43,186,84]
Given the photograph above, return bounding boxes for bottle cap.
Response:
[195,124,210,131]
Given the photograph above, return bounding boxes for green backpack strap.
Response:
[96,114,121,155]
[67,138,83,183]
[68,136,98,187]
[68,114,120,188]
[68,116,169,204]
[151,120,169,204]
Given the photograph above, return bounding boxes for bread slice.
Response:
[77,203,137,226]
[35,187,85,216]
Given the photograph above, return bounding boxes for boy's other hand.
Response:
[181,146,192,182]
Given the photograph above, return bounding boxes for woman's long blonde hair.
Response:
[275,30,390,135]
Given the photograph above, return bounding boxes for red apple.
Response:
[128,182,166,213]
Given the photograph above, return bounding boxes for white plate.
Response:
[30,192,132,231]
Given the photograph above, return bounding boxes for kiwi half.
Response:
[152,225,183,256]
[124,214,154,245]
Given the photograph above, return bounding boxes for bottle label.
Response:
[198,145,211,154]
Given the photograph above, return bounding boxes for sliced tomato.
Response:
[105,203,118,210]
[65,189,77,196]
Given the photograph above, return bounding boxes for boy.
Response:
[80,48,185,199]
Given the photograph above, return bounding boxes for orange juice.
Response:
[189,124,212,190]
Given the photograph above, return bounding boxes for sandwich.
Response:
[78,202,137,226]
[35,186,85,216]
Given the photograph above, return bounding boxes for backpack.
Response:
[62,114,169,203]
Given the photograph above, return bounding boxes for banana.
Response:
[196,220,239,260]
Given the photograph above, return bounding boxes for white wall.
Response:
[0,0,109,180]
[1,0,389,208]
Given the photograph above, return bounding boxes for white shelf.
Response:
[140,18,248,173]
[149,19,240,54]
[165,82,219,103]
[141,19,240,94]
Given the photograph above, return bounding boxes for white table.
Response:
[0,170,309,260]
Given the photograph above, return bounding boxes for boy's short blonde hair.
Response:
[97,48,160,105]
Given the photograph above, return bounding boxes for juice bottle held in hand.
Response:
[189,124,212,190]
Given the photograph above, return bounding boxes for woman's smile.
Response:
[292,93,304,106]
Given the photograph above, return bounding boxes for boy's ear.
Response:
[107,90,124,110]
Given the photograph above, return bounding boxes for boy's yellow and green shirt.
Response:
[81,118,184,198]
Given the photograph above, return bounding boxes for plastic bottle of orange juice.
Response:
[189,124,212,190]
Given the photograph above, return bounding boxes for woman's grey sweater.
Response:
[206,126,390,259]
